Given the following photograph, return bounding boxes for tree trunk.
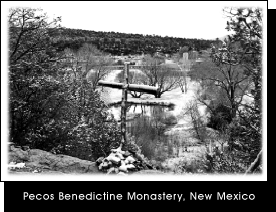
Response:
[120,63,129,147]
[155,90,162,98]
[245,150,262,174]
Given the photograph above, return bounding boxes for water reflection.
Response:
[108,103,178,162]
[109,102,175,122]
[110,101,173,112]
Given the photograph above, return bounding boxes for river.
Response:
[98,69,208,170]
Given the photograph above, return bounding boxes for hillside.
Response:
[49,27,215,55]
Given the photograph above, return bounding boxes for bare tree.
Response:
[177,63,189,94]
[191,47,251,120]
[62,43,112,90]
[183,101,207,143]
[79,44,113,90]
[9,8,61,65]
[116,70,148,98]
[141,56,180,98]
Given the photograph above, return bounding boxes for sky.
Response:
[1,1,267,40]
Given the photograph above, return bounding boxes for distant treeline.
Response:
[48,28,215,55]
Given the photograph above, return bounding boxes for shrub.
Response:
[174,158,207,174]
[167,142,174,156]
[9,8,122,161]
[28,90,122,161]
[161,114,178,125]
[207,103,233,131]
[204,150,247,174]
[155,147,167,162]
[184,101,207,143]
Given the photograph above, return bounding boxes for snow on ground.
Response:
[8,162,26,169]
[99,69,207,125]
[97,69,254,173]
[99,69,209,172]
[99,69,122,103]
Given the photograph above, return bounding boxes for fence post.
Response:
[120,62,130,147]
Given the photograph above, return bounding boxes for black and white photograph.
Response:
[1,1,267,180]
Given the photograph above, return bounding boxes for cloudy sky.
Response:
[2,1,267,40]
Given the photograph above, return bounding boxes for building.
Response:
[183,52,189,61]
[165,59,174,64]
[132,58,143,65]
[195,58,204,64]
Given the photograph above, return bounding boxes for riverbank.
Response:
[99,69,209,173]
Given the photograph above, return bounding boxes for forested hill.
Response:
[49,27,215,55]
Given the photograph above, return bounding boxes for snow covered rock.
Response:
[96,157,104,165]
[8,162,26,169]
[118,163,128,173]
[107,167,115,174]
[125,164,135,170]
[125,156,135,164]
[96,146,157,175]
[106,153,121,164]
[122,151,132,157]
[115,153,124,160]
